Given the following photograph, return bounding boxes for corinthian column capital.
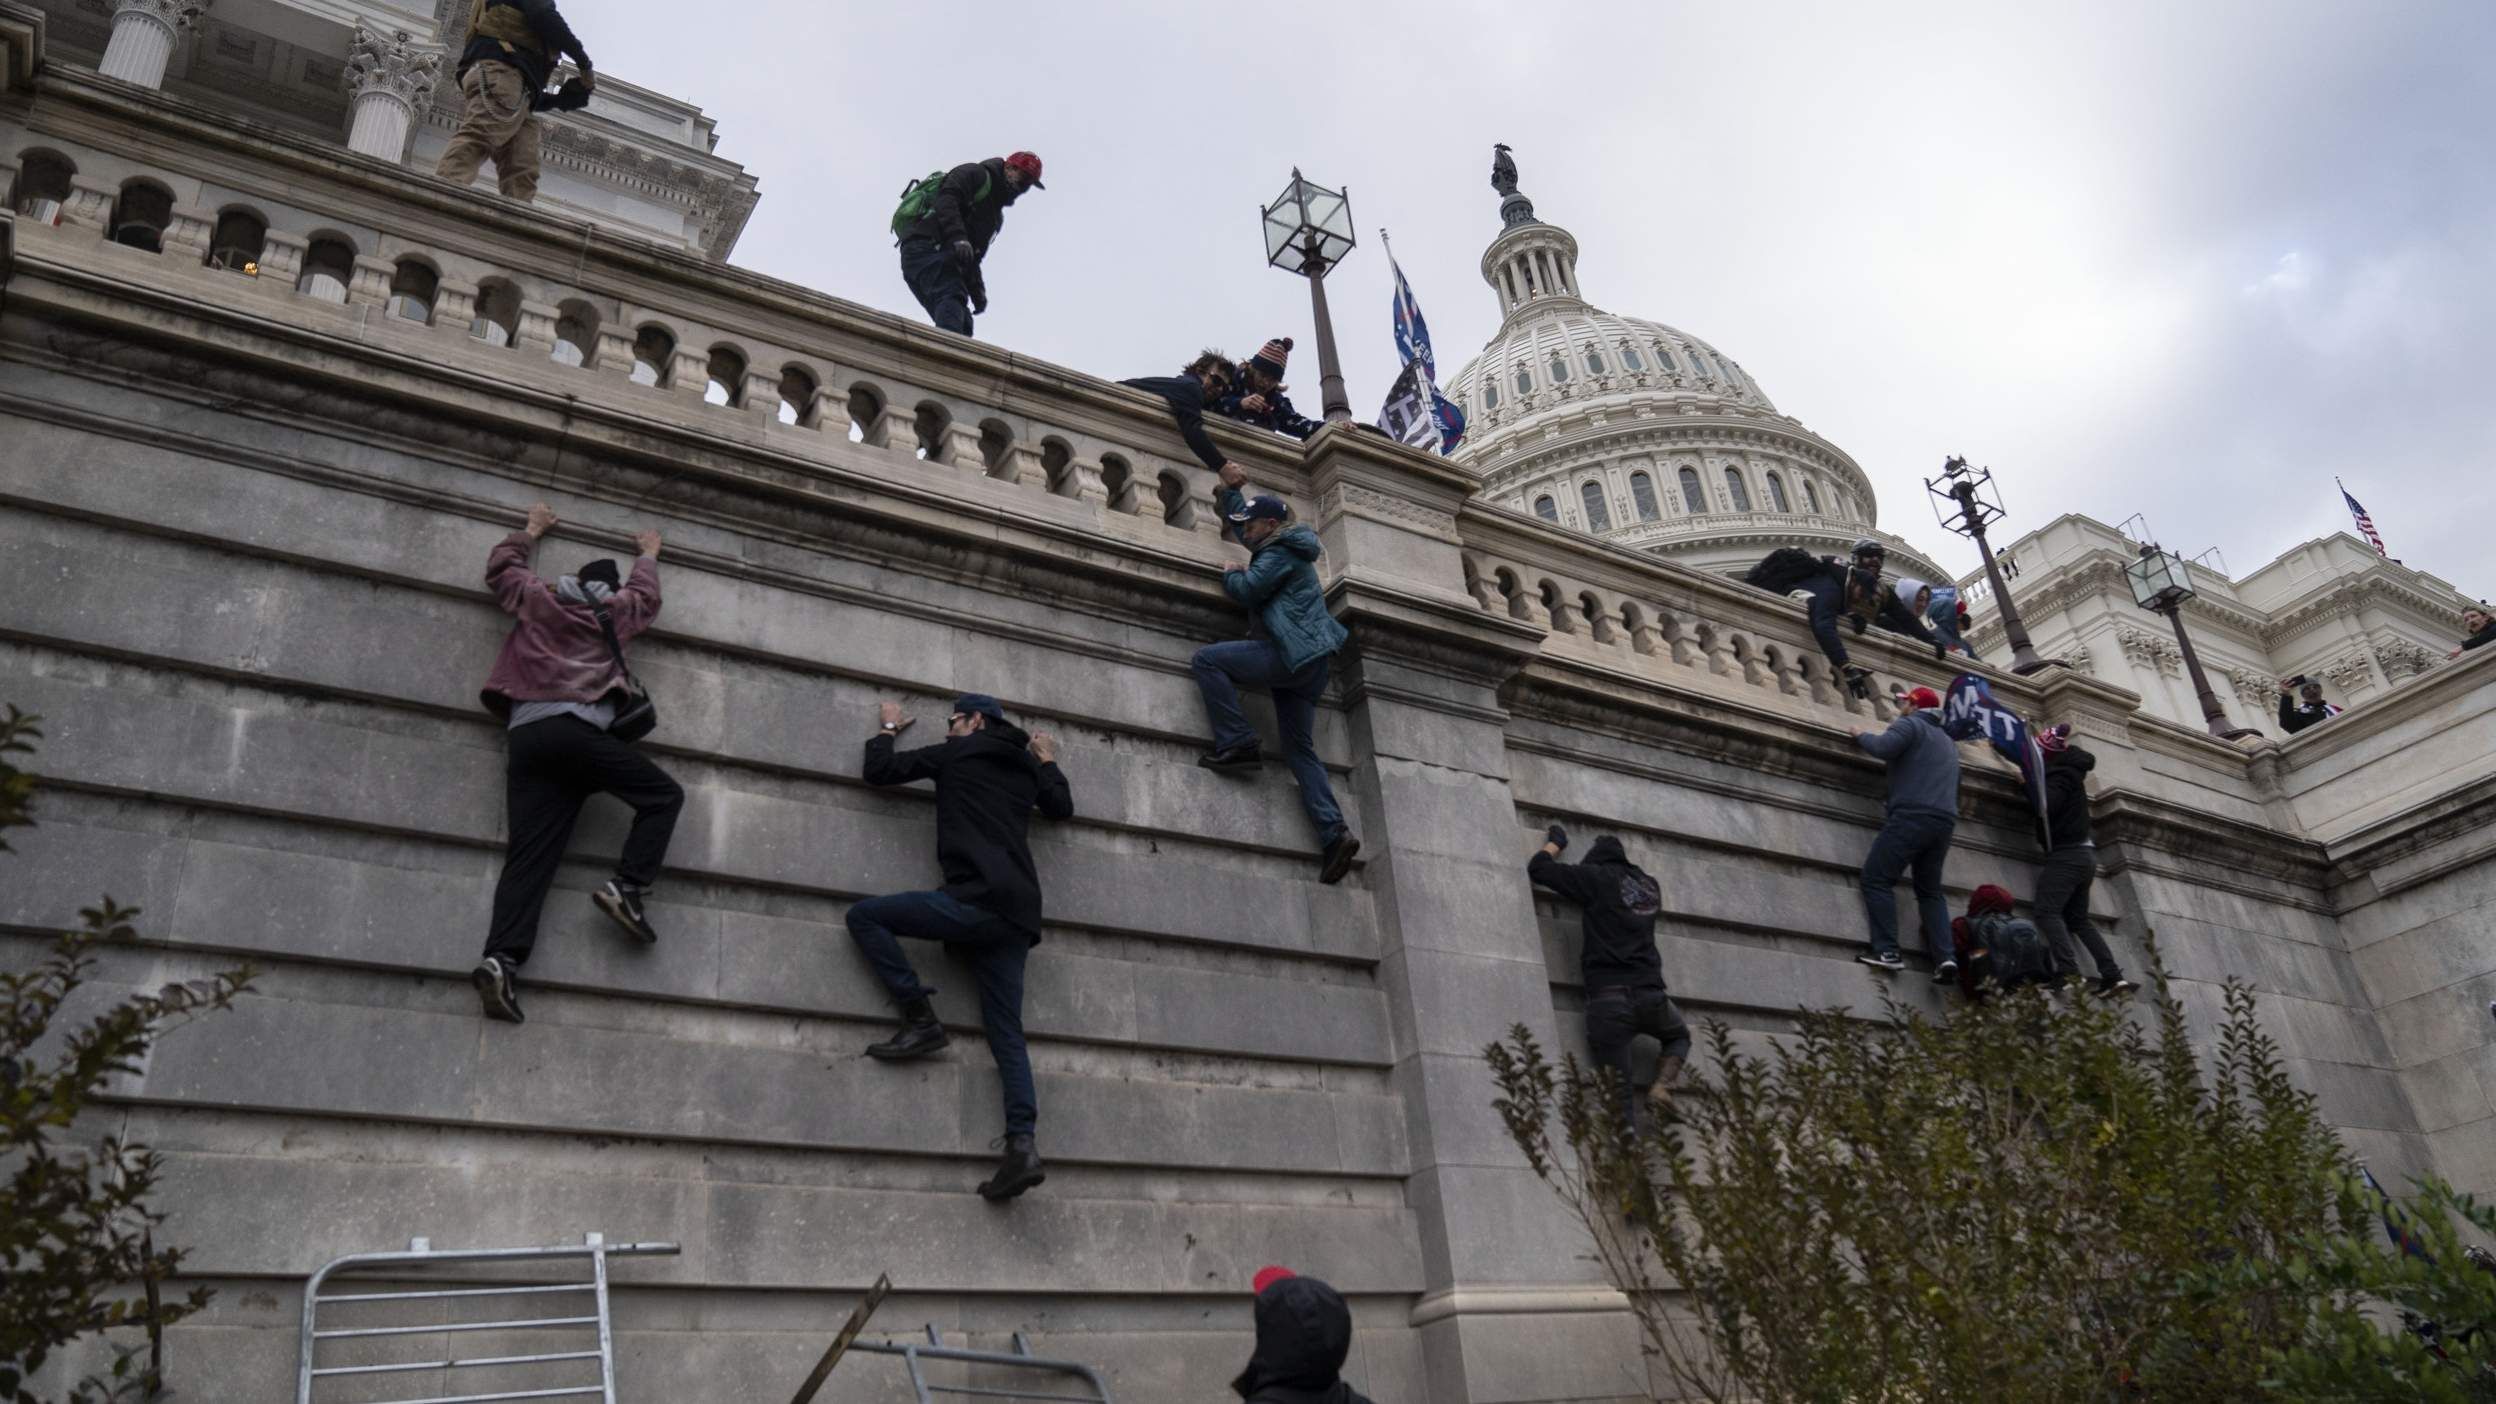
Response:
[341,22,442,107]
[108,0,210,35]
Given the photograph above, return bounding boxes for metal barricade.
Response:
[295,1232,678,1404]
[844,1325,1113,1404]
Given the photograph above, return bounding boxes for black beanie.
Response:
[577,559,622,590]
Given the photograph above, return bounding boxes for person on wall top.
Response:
[471,502,682,1025]
[1214,337,1322,441]
[2277,677,2343,735]
[434,0,595,205]
[891,151,1044,339]
[1121,351,1247,480]
[1743,539,1945,698]
[2452,605,2494,659]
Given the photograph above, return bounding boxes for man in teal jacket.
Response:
[1198,467,1360,884]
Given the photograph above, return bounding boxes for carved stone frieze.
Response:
[343,23,441,107]
[1321,483,1463,544]
[2116,624,2182,676]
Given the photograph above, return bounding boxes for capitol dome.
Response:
[1446,155,1949,585]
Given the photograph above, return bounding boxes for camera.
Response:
[2284,674,2311,689]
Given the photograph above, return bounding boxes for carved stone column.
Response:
[738,368,779,421]
[341,24,441,163]
[665,346,708,398]
[98,0,207,89]
[591,327,636,377]
[433,277,479,332]
[162,203,213,261]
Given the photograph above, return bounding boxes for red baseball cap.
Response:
[1252,1265,1296,1295]
[1004,151,1045,189]
[1902,686,1942,710]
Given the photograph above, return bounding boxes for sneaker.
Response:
[1198,744,1265,775]
[2093,974,2140,999]
[1931,960,1959,984]
[1856,950,1906,972]
[1842,665,1875,700]
[593,880,658,944]
[865,997,950,1061]
[472,956,524,1024]
[1318,832,1362,885]
[977,1133,1047,1201]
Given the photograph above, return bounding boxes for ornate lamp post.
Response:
[1926,455,2054,674]
[2126,543,2261,741]
[1259,169,1356,424]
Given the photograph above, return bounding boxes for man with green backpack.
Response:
[892,152,1044,338]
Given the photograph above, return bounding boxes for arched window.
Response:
[705,345,747,407]
[778,364,819,426]
[1723,467,1752,512]
[1584,345,1605,375]
[1547,352,1570,384]
[386,259,438,324]
[1630,471,1659,522]
[1803,479,1821,514]
[469,279,521,347]
[1620,343,1644,372]
[14,150,73,225]
[630,325,674,387]
[208,207,266,273]
[1689,347,1717,379]
[1766,471,1791,513]
[1513,364,1533,396]
[111,179,171,252]
[1483,381,1500,410]
[1533,494,1558,523]
[1679,466,1705,513]
[551,300,599,366]
[1580,480,1612,532]
[297,235,355,303]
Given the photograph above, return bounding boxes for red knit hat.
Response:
[1902,686,1942,711]
[1248,337,1293,378]
[1968,884,2016,916]
[1252,1265,1296,1295]
[1004,151,1045,189]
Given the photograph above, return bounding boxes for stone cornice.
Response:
[2093,788,2335,905]
[2261,569,2475,644]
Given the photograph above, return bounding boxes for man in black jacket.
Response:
[1121,351,1245,481]
[2278,678,2342,734]
[895,152,1044,337]
[848,692,1072,1200]
[2452,606,2494,659]
[1529,825,1689,1130]
[2034,724,2135,997]
[1744,539,1944,697]
[1230,1266,1377,1404]
[434,0,594,203]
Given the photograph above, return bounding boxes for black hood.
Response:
[2045,745,2095,776]
[1232,1278,1351,1399]
[1583,835,1628,866]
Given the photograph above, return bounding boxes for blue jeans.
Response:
[845,889,1034,1135]
[898,238,973,337]
[1191,639,1346,846]
[1861,811,1955,962]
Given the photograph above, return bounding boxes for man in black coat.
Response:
[1231,1267,1377,1404]
[1530,825,1689,1130]
[1744,539,1944,697]
[848,692,1072,1200]
[1121,351,1244,479]
[895,152,1044,337]
[2033,724,2135,997]
[2452,606,2495,659]
[434,0,594,203]
[2277,678,2342,735]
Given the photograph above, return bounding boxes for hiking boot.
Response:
[2093,973,2140,999]
[473,956,523,1024]
[1650,1053,1688,1123]
[1856,950,1905,972]
[865,997,949,1060]
[1931,960,1959,984]
[1318,832,1362,885]
[977,1133,1047,1201]
[593,880,658,944]
[1198,744,1264,775]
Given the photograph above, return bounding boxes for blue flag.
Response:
[1940,674,2050,850]
[1382,243,1463,456]
[1391,255,1436,386]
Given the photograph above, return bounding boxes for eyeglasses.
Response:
[947,713,971,728]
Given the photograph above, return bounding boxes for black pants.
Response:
[898,237,974,336]
[483,716,684,965]
[1586,984,1691,1124]
[2035,844,2121,981]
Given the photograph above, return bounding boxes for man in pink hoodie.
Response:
[471,502,680,1023]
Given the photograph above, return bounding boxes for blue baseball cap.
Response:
[952,693,1007,723]
[1226,495,1290,525]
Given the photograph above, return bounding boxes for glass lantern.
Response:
[2127,545,2195,610]
[1261,169,1355,276]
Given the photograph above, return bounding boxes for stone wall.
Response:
[3,57,2489,1404]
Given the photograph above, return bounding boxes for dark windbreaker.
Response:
[862,721,1072,939]
[1528,836,1667,992]
[1231,1277,1377,1404]
[2043,745,2095,848]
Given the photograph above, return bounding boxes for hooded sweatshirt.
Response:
[1528,837,1667,992]
[1855,709,1962,819]
[1231,1277,1377,1404]
[2043,745,2096,848]
[861,721,1074,939]
[478,532,658,718]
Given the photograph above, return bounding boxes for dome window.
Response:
[1583,346,1605,375]
[1513,365,1533,396]
[1621,344,1643,372]
[1547,352,1569,384]
[1630,471,1659,522]
[1580,481,1611,532]
[1483,381,1500,410]
[1678,467,1705,513]
[1654,343,1677,372]
[1802,479,1821,514]
[1724,468,1752,512]
[1533,494,1558,523]
[1766,472,1791,513]
[1690,347,1717,380]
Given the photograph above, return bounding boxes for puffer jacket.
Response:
[1217,487,1348,672]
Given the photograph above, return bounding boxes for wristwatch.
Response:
[880,721,901,733]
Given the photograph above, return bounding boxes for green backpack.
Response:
[891,167,990,240]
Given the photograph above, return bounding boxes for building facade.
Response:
[1960,513,2478,739]
[8,22,2496,1402]
[1445,161,1952,587]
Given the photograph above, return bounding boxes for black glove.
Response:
[1849,615,1867,635]
[970,284,989,315]
[1545,824,1569,851]
[950,239,977,267]
[538,76,592,112]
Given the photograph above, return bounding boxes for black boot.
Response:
[978,1133,1047,1201]
[865,997,949,1060]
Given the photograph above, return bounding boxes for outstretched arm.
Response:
[486,503,559,615]
[1028,732,1074,820]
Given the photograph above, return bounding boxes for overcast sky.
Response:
[591,0,2491,599]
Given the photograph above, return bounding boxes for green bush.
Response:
[1488,973,2354,1402]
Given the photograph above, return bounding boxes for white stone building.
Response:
[1445,159,1952,587]
[14,0,755,256]
[1960,512,2480,737]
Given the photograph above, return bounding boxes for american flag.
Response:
[2341,482,2386,555]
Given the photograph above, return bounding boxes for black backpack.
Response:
[1969,912,2054,988]
[1745,546,1824,596]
